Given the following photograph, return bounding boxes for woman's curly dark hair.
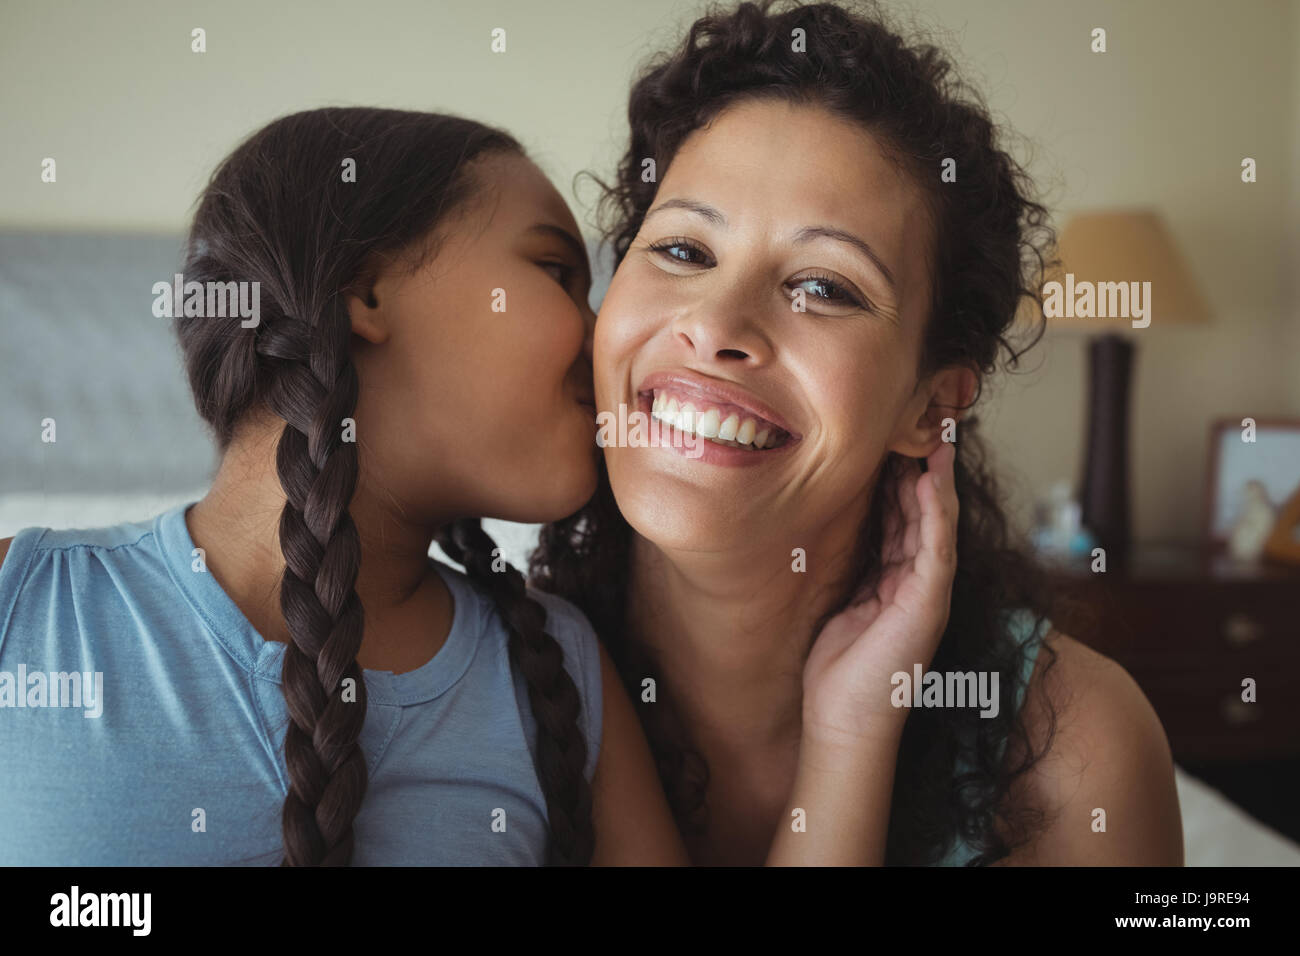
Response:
[179,108,594,865]
[529,0,1077,864]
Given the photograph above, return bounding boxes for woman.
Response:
[531,0,1183,865]
[0,109,685,865]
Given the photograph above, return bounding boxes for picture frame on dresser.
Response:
[1203,417,1300,557]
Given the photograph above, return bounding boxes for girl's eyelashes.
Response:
[538,258,584,292]
[538,257,594,313]
[539,259,571,283]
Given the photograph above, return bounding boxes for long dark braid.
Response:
[434,519,596,865]
[177,107,596,865]
[258,311,367,865]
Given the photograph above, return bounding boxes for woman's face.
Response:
[350,151,600,526]
[595,97,945,552]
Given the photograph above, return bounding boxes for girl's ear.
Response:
[344,271,388,345]
[888,362,979,458]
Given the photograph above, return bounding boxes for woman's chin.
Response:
[615,491,751,554]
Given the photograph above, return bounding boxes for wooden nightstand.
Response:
[1044,545,1300,763]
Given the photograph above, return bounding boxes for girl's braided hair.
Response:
[178,107,594,865]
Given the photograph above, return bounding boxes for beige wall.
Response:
[1291,1,1300,416]
[2,0,1296,544]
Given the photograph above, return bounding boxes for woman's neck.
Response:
[624,503,870,864]
[625,503,868,762]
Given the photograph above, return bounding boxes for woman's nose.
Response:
[670,286,774,364]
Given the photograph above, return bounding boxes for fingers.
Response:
[910,442,959,614]
[854,458,914,601]
[894,458,922,558]
[925,439,957,503]
[854,447,956,608]
[927,440,959,536]
[878,462,909,566]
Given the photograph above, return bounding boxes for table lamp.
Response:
[1031,209,1212,568]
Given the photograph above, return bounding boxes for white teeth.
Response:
[717,413,739,441]
[647,390,785,450]
[696,408,721,439]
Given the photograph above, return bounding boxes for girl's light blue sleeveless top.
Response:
[0,503,603,865]
[932,608,1051,866]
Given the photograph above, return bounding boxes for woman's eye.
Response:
[646,237,713,267]
[788,273,869,311]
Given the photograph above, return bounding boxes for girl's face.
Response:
[350,151,599,526]
[595,97,947,552]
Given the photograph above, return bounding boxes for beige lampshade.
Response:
[1020,209,1213,330]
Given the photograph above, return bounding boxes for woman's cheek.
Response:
[618,293,670,350]
[594,303,635,371]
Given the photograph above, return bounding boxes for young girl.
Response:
[530,0,1184,865]
[0,108,686,866]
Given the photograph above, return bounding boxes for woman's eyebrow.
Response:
[793,225,896,292]
[643,200,895,292]
[644,197,727,226]
[527,223,591,274]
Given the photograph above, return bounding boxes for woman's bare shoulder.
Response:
[997,629,1184,865]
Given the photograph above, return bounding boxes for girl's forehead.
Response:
[474,152,580,233]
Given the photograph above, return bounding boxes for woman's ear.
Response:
[344,271,389,345]
[888,362,979,458]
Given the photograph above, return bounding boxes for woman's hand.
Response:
[801,441,960,750]
[767,443,959,865]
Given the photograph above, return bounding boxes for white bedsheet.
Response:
[1175,766,1300,866]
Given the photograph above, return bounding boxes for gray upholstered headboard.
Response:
[0,231,217,494]
[0,229,612,498]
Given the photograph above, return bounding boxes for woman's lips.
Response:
[635,370,801,440]
[640,385,791,448]
[633,391,799,467]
